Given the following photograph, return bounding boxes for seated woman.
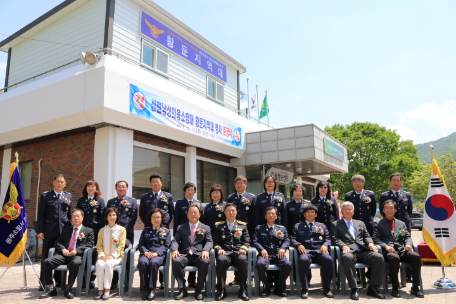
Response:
[95,207,126,300]
[138,208,172,301]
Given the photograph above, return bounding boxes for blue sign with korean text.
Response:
[130,84,242,148]
[140,11,227,82]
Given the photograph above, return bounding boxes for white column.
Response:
[94,126,134,199]
[296,176,302,185]
[0,148,12,203]
[236,166,246,177]
[185,146,197,199]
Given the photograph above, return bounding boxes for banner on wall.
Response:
[129,84,243,148]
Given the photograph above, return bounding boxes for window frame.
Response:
[206,76,224,103]
[141,39,169,77]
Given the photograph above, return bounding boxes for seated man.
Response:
[331,202,385,300]
[375,200,424,298]
[213,203,250,301]
[291,204,334,299]
[39,209,94,299]
[253,206,292,298]
[171,205,213,301]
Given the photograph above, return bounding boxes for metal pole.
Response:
[256,85,259,124]
[266,91,270,128]
[21,250,29,288]
[246,78,250,119]
[442,266,445,278]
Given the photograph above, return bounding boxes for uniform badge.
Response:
[319,236,323,240]
[66,207,68,211]
[218,214,222,217]
[161,241,164,244]
[405,206,408,209]
[125,208,129,212]
[367,206,370,210]
[246,207,249,210]
[330,207,333,211]
[222,235,226,239]
[93,209,97,213]
[277,203,281,207]
[164,205,167,209]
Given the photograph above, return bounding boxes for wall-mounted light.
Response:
[80,52,100,65]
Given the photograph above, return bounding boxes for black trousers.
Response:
[216,252,248,291]
[256,256,292,292]
[341,250,384,289]
[172,254,209,292]
[43,253,82,289]
[40,236,61,284]
[297,251,333,291]
[138,255,166,289]
[384,250,421,289]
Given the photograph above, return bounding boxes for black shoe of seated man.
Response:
[215,289,227,301]
[273,288,287,297]
[367,286,385,299]
[391,288,401,298]
[187,282,196,288]
[323,289,334,298]
[39,287,58,299]
[350,289,359,300]
[142,290,148,300]
[89,281,95,289]
[159,282,164,290]
[64,289,74,299]
[261,289,271,298]
[55,283,61,288]
[238,289,249,301]
[410,287,424,298]
[174,288,188,300]
[195,291,204,301]
[110,283,118,290]
[147,290,155,301]
[300,290,309,299]
[38,283,44,291]
[229,279,239,286]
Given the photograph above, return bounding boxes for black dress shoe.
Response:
[229,280,239,286]
[273,289,287,297]
[64,289,74,299]
[300,290,309,299]
[39,287,57,299]
[110,283,118,289]
[350,289,359,300]
[215,289,227,301]
[410,287,424,298]
[38,284,44,291]
[159,283,164,290]
[367,286,385,299]
[142,290,148,300]
[147,290,155,301]
[195,291,204,300]
[323,289,334,298]
[238,289,249,301]
[89,281,95,289]
[391,288,401,298]
[174,288,188,300]
[187,282,196,288]
[261,289,271,298]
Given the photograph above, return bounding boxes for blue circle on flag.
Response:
[425,194,454,221]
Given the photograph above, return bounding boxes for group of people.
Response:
[36,172,424,301]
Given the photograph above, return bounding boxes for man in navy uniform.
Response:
[139,174,174,229]
[226,176,256,286]
[37,174,72,290]
[253,206,292,298]
[255,175,288,230]
[344,174,377,236]
[213,203,250,301]
[379,174,413,232]
[291,204,333,299]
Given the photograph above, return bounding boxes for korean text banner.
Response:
[140,11,227,82]
[130,84,242,148]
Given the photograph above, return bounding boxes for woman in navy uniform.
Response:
[311,181,340,233]
[254,175,288,229]
[76,180,106,289]
[202,184,226,232]
[286,183,311,233]
[138,208,172,300]
[174,182,203,237]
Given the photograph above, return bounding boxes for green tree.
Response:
[325,122,420,197]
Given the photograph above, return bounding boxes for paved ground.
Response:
[1,229,456,303]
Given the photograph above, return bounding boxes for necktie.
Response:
[395,192,399,199]
[229,223,233,231]
[189,200,192,205]
[189,224,195,255]
[68,228,78,251]
[309,222,313,232]
[239,195,242,201]
[57,193,61,201]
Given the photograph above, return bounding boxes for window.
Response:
[141,40,169,75]
[19,161,32,200]
[207,77,224,102]
[197,160,236,203]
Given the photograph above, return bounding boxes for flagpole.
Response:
[256,85,259,124]
[246,78,250,119]
[265,90,269,128]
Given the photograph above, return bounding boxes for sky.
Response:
[1,0,456,144]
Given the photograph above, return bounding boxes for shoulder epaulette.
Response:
[277,225,284,228]
[215,221,225,226]
[43,191,49,194]
[276,192,282,194]
[258,193,263,196]
[346,191,352,195]
[365,190,374,193]
[381,191,388,195]
[64,191,71,194]
[236,220,247,225]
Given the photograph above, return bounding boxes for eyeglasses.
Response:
[152,217,162,220]
[320,186,328,189]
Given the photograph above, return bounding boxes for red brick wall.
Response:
[197,148,231,163]
[134,131,186,152]
[11,131,95,228]
[302,177,316,183]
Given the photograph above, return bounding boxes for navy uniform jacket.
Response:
[37,190,72,237]
[253,224,290,257]
[379,190,413,224]
[76,197,106,238]
[255,192,288,229]
[106,196,138,235]
[226,192,256,236]
[344,190,377,235]
[311,197,340,232]
[171,222,213,256]
[202,202,227,233]
[286,199,311,234]
[213,220,250,255]
[173,199,203,236]
[139,191,174,228]
[138,226,172,257]
[291,221,331,251]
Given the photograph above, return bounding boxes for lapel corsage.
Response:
[275,229,285,239]
[315,226,324,234]
[160,194,168,202]
[325,199,333,206]
[215,204,224,212]
[397,228,407,238]
[241,197,250,205]
[197,228,205,235]
[77,232,85,240]
[64,197,72,205]
[120,200,131,208]
[274,196,283,203]
[362,196,371,204]
[157,227,167,238]
[89,199,98,207]
[112,237,119,248]
[234,228,243,240]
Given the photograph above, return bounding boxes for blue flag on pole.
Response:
[0,158,28,267]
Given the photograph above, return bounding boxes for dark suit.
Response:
[173,199,203,236]
[286,199,311,234]
[139,191,174,228]
[37,190,72,284]
[253,224,292,292]
[311,197,340,233]
[255,192,288,229]
[226,192,257,236]
[331,219,384,289]
[213,220,250,291]
[171,222,213,292]
[379,190,413,232]
[291,222,333,291]
[106,196,137,244]
[345,190,377,236]
[138,226,172,289]
[202,202,226,233]
[374,218,421,289]
[42,225,94,288]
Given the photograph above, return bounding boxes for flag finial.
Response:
[14,152,18,162]
[430,145,434,151]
